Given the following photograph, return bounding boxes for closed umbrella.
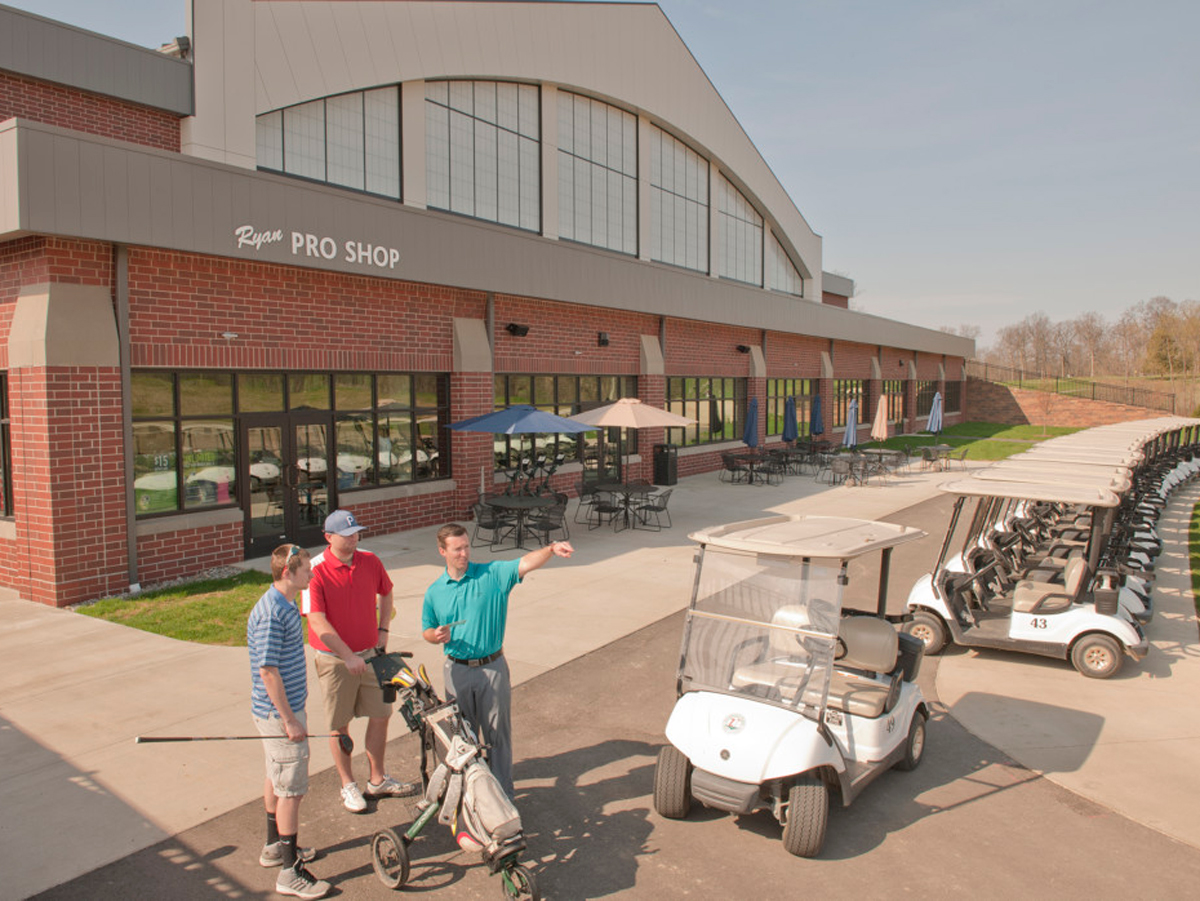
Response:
[870,396,889,443]
[810,395,824,438]
[927,391,944,436]
[843,399,859,449]
[782,396,799,444]
[742,397,759,449]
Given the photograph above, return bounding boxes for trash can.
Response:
[653,443,678,486]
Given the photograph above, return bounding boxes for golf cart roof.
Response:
[939,478,1122,507]
[973,460,1132,492]
[689,515,926,559]
[1018,446,1144,466]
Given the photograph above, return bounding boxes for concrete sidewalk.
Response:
[2,460,1198,898]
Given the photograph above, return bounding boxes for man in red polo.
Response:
[306,509,416,812]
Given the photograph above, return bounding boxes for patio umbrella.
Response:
[810,394,824,438]
[742,397,759,448]
[566,397,694,429]
[843,399,859,448]
[870,395,889,443]
[448,405,591,435]
[927,391,944,436]
[782,396,799,444]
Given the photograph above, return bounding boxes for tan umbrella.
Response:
[567,397,695,428]
[870,396,890,442]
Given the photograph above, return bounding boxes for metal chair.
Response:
[471,503,515,548]
[588,490,623,530]
[529,499,569,545]
[634,488,673,531]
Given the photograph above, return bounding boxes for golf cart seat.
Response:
[827,616,899,719]
[729,605,823,702]
[1013,553,1088,614]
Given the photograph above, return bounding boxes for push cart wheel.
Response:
[371,828,410,889]
[781,776,828,858]
[903,611,948,656]
[1071,633,1123,679]
[499,863,539,900]
[894,711,927,771]
[653,745,692,819]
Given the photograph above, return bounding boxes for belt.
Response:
[448,650,503,667]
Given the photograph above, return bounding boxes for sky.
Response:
[9,0,1198,348]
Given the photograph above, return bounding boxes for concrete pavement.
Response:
[2,460,1199,898]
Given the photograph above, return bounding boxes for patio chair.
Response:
[720,453,749,484]
[920,446,938,470]
[951,447,970,469]
[588,490,623,530]
[471,502,516,549]
[574,483,598,524]
[529,499,569,545]
[828,457,852,486]
[634,488,673,531]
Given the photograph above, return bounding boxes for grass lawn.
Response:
[77,570,276,645]
[939,421,1082,441]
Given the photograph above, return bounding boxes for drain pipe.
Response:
[115,245,140,593]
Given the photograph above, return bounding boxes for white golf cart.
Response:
[903,478,1148,678]
[653,515,928,858]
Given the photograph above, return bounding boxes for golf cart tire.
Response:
[371,827,410,889]
[781,776,828,858]
[894,711,927,771]
[1070,633,1123,679]
[500,863,539,900]
[654,745,693,819]
[903,611,948,656]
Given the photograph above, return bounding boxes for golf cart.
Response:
[903,478,1149,678]
[654,515,928,858]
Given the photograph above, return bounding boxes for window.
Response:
[492,374,636,470]
[648,125,709,272]
[881,379,907,423]
[255,87,401,199]
[832,379,865,428]
[0,373,10,517]
[717,174,763,286]
[558,92,638,255]
[766,231,803,296]
[665,377,744,447]
[131,370,450,516]
[945,380,962,414]
[426,80,541,231]
[915,380,938,418]
[766,378,813,438]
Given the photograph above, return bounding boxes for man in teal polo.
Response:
[422,523,573,797]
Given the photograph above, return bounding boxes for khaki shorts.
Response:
[254,709,309,798]
[315,649,390,730]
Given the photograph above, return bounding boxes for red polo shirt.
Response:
[307,548,393,654]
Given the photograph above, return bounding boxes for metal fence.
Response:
[966,361,1176,414]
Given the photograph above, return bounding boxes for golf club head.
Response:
[416,663,431,689]
[392,670,416,689]
[336,733,354,755]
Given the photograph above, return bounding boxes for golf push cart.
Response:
[366,651,538,900]
[654,515,929,858]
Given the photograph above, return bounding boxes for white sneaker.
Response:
[275,863,330,899]
[341,782,367,813]
[365,774,420,798]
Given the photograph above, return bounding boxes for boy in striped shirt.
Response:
[248,544,329,899]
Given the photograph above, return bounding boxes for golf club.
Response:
[136,733,355,754]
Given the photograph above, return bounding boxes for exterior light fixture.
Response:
[505,323,530,337]
[597,332,610,347]
[736,344,751,354]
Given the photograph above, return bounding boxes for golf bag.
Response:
[424,732,524,861]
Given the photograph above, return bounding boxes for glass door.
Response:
[240,413,335,558]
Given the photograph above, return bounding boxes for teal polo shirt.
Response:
[422,559,522,659]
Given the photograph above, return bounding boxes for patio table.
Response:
[595,480,654,529]
[486,494,555,549]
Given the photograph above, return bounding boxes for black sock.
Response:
[266,811,280,845]
[278,834,298,870]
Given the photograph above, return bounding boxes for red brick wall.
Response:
[0,70,181,152]
[967,378,1168,428]
[136,521,243,587]
[822,292,849,309]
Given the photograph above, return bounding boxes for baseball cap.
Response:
[324,509,366,537]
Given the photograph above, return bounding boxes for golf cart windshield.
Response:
[677,515,926,718]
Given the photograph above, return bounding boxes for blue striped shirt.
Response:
[248,585,308,719]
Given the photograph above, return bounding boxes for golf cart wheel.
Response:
[903,611,948,656]
[1071,633,1123,679]
[894,712,927,771]
[500,863,539,900]
[781,776,828,858]
[653,745,693,819]
[371,827,410,889]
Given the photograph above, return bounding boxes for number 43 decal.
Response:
[1030,617,1048,629]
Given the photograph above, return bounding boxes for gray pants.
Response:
[443,655,513,797]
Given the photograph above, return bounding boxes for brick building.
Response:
[0,1,973,606]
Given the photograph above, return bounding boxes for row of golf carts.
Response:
[653,417,1200,859]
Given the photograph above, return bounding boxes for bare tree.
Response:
[1072,312,1107,379]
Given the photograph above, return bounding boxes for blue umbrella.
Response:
[927,391,944,436]
[843,399,859,449]
[742,397,759,448]
[810,395,824,437]
[448,405,591,435]
[782,396,799,444]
